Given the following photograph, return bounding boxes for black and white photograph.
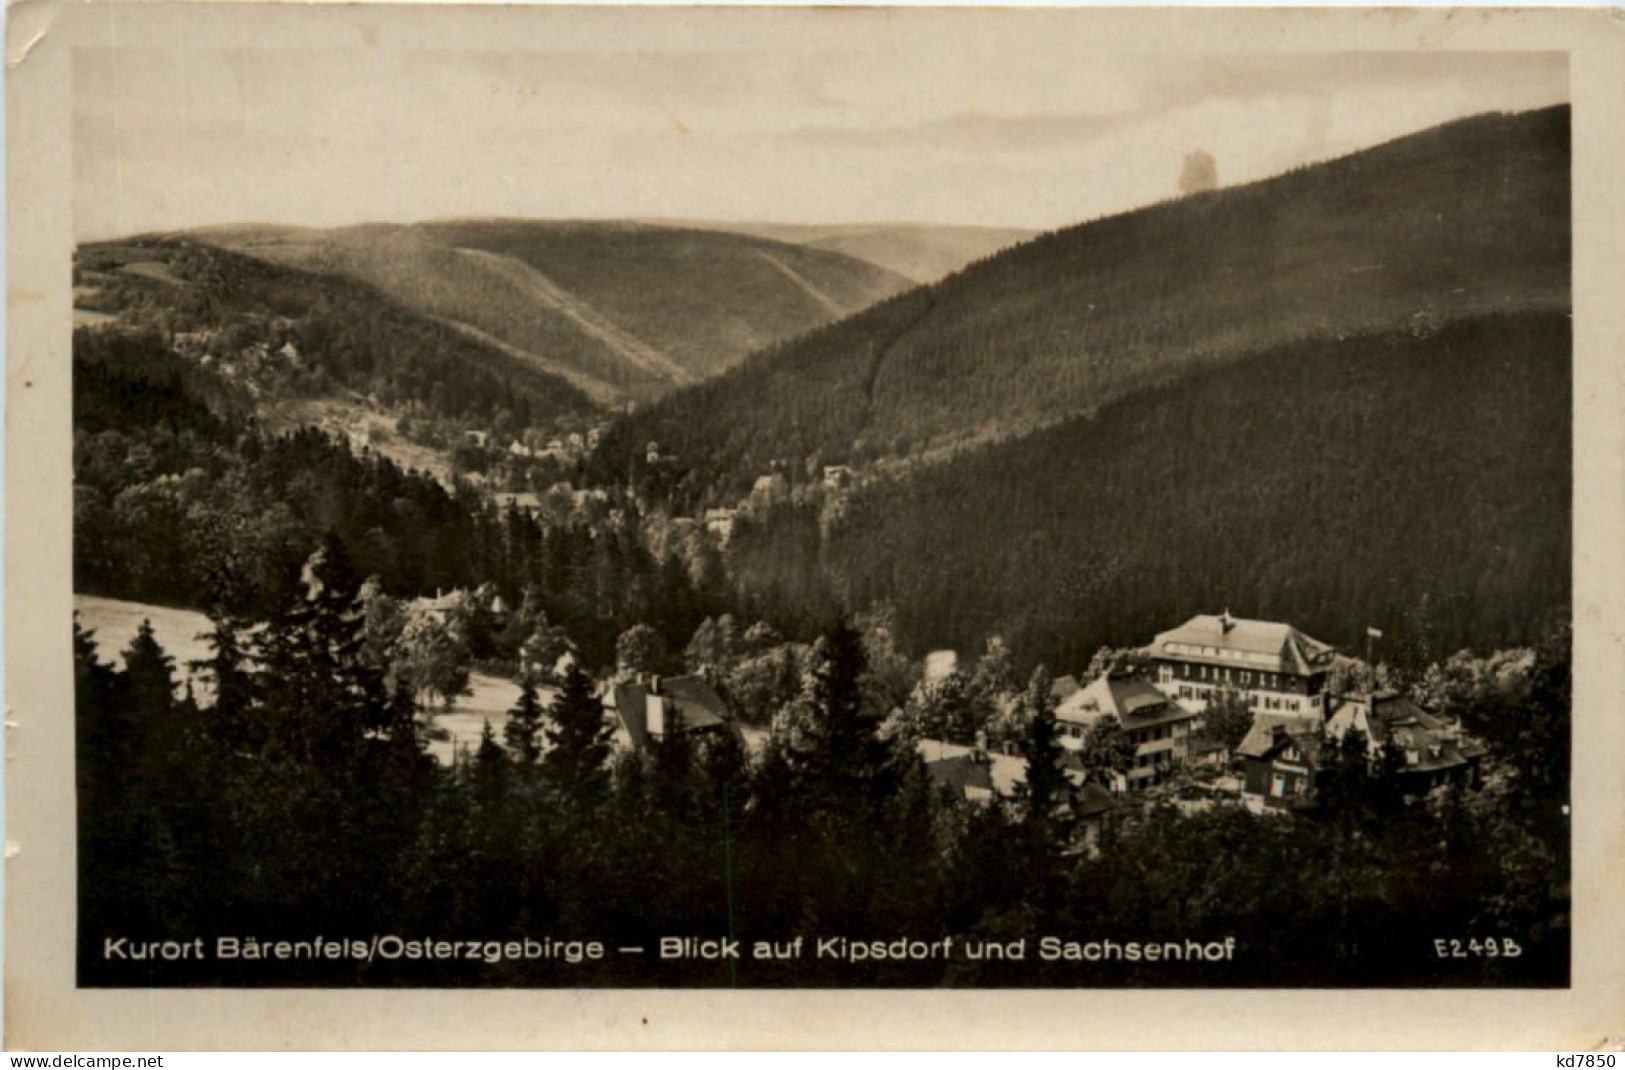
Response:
[12,3,1625,1045]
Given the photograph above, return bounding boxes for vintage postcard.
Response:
[7,1,1624,1050]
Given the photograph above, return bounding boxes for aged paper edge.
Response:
[6,2,1624,1051]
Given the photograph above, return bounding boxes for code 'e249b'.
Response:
[1433,937,1523,958]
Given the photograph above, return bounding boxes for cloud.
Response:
[1129,51,1567,114]
[784,110,1142,154]
[73,42,1571,238]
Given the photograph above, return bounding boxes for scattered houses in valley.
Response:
[919,738,1130,850]
[916,609,1488,822]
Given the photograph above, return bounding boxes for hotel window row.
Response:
[1172,663,1297,689]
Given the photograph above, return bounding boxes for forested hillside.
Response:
[73,330,725,667]
[594,106,1570,503]
[726,313,1571,670]
[74,237,598,439]
[200,220,912,402]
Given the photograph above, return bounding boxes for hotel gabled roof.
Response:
[1152,612,1335,675]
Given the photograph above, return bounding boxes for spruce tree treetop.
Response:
[504,676,546,767]
[800,619,896,819]
[543,660,614,808]
[1014,665,1075,830]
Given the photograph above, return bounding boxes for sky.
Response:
[73,29,1568,241]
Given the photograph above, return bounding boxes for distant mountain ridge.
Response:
[638,220,1038,284]
[72,237,599,480]
[596,105,1570,502]
[199,219,913,404]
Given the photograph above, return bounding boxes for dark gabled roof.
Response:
[1262,729,1325,769]
[1236,711,1324,759]
[1328,691,1481,773]
[660,674,729,730]
[609,682,655,750]
[1074,780,1123,819]
[608,674,730,750]
[925,754,994,795]
[1364,692,1449,739]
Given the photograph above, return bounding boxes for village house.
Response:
[409,587,508,628]
[919,740,1127,850]
[919,739,1022,798]
[923,752,997,803]
[703,507,738,546]
[493,491,544,515]
[411,589,467,625]
[747,472,789,510]
[603,674,734,751]
[1072,781,1127,854]
[1049,674,1082,704]
[1237,712,1326,811]
[1325,691,1485,795]
[923,649,960,685]
[822,464,856,489]
[1151,611,1336,718]
[1055,671,1201,791]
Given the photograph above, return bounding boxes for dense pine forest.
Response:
[591,106,1569,502]
[73,328,725,666]
[76,576,1571,987]
[724,313,1571,668]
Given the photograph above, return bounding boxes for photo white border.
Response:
[7,3,1623,1050]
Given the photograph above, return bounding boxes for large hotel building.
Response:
[1150,611,1336,718]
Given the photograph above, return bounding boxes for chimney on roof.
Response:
[1220,609,1235,634]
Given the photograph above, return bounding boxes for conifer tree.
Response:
[800,619,894,817]
[543,661,613,808]
[1014,666,1075,863]
[122,619,187,781]
[1079,714,1135,789]
[651,705,696,820]
[472,719,510,812]
[504,675,546,766]
[194,612,256,751]
[252,534,388,768]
